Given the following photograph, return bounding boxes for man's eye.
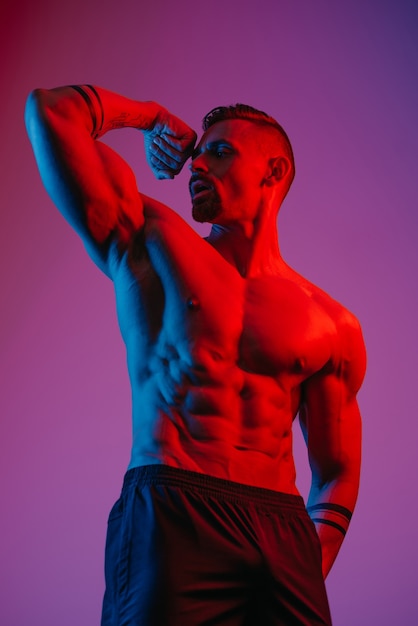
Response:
[213,149,228,158]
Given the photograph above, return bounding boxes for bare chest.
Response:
[240,277,336,377]
[115,224,335,380]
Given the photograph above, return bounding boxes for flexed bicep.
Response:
[25,87,146,275]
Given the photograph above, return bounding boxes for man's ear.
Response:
[264,156,291,186]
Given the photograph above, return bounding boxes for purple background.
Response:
[1,1,417,624]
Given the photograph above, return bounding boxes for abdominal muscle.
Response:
[127,350,301,495]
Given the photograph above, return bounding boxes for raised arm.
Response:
[25,85,196,275]
[299,314,366,578]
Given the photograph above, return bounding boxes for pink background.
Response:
[1,0,417,623]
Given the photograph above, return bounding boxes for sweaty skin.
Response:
[25,86,366,578]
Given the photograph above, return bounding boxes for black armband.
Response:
[70,85,104,139]
[307,502,353,537]
[85,85,104,136]
[307,503,352,521]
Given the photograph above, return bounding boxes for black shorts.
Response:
[101,465,332,626]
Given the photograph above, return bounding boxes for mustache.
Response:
[188,173,215,194]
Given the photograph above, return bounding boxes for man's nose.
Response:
[189,152,208,172]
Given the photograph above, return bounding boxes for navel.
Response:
[239,383,251,400]
[294,357,306,373]
[186,295,201,311]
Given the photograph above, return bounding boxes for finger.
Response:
[160,130,190,149]
[162,121,197,141]
[162,131,196,156]
[155,169,174,180]
[153,136,184,164]
[150,142,188,175]
[149,153,177,178]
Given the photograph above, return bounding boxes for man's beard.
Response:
[192,194,222,223]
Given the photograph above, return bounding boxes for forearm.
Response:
[307,474,359,578]
[27,84,196,183]
[26,85,160,141]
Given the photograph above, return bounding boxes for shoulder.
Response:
[284,266,362,334]
[290,270,367,393]
[287,267,361,330]
[140,193,205,241]
[108,192,217,276]
[141,192,177,219]
[141,193,188,227]
[315,290,366,395]
[139,194,224,271]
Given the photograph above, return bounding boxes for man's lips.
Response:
[189,175,214,199]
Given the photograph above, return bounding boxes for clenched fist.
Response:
[143,106,197,180]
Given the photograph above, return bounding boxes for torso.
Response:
[109,200,340,493]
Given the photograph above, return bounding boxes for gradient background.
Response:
[1,0,417,624]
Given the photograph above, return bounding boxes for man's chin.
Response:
[191,199,221,224]
[192,207,208,223]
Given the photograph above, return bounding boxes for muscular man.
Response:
[25,85,366,626]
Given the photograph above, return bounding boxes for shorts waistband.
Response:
[122,464,305,511]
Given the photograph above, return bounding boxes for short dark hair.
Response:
[202,104,295,185]
[203,103,282,133]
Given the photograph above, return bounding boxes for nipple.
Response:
[187,295,201,311]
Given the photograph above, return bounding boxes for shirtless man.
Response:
[25,85,366,626]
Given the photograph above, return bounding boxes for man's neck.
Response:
[206,218,285,278]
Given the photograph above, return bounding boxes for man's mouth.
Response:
[189,177,214,200]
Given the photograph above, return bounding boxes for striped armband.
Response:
[70,84,104,139]
[307,503,353,536]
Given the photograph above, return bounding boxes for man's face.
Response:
[189,119,270,225]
